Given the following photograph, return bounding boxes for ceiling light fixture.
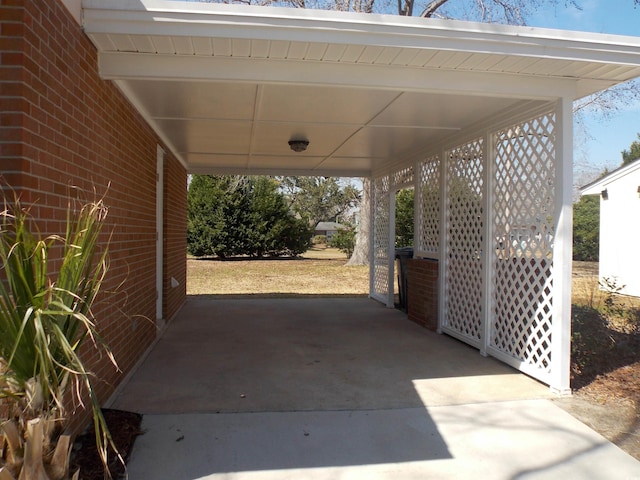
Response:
[288,139,309,153]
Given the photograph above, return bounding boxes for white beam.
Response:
[98,53,577,100]
[188,166,370,177]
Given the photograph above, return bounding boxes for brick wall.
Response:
[406,258,439,331]
[1,0,187,431]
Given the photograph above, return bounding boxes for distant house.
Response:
[315,222,346,243]
[581,158,640,297]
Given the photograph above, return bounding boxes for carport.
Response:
[82,0,640,394]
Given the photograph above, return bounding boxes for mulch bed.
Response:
[579,361,640,406]
[71,409,143,480]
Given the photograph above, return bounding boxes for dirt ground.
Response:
[554,364,640,461]
[553,261,640,461]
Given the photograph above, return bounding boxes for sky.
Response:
[528,1,640,182]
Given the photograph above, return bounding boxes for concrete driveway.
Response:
[109,297,640,479]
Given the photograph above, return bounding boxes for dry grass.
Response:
[572,261,607,308]
[187,247,368,296]
[572,261,640,310]
[189,254,640,305]
[189,255,640,308]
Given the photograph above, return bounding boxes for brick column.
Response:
[406,258,439,331]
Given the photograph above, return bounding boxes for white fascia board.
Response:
[580,180,607,196]
[581,158,640,195]
[83,1,640,68]
[99,53,577,100]
[188,165,369,177]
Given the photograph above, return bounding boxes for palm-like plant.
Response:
[0,192,121,480]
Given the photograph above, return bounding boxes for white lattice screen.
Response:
[365,105,564,388]
[417,155,440,257]
[489,113,556,377]
[371,175,391,303]
[443,138,484,347]
[370,166,415,305]
[393,166,414,186]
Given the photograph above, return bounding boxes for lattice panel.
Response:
[492,258,554,370]
[393,166,414,187]
[490,112,556,373]
[417,155,440,256]
[443,139,484,343]
[372,175,391,301]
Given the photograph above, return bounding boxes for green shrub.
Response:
[188,175,312,258]
[330,225,356,258]
[313,235,327,245]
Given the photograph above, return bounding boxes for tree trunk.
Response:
[347,178,370,266]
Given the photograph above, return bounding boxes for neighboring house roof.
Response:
[580,158,640,196]
[315,222,345,231]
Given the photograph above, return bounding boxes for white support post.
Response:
[480,131,494,357]
[388,187,397,308]
[551,97,573,394]
[368,177,375,298]
[437,148,448,334]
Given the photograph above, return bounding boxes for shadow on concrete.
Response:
[129,408,451,478]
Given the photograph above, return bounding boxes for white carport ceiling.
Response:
[82,0,640,177]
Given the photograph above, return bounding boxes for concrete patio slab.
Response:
[126,400,640,479]
[110,297,640,479]
[111,297,553,414]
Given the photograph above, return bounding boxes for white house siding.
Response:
[586,162,640,297]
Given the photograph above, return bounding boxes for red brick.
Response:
[406,258,439,331]
[2,0,187,435]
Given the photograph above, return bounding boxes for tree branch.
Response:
[420,0,451,17]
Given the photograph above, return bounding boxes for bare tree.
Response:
[346,178,371,265]
[416,0,581,23]
[213,0,582,20]
[574,80,640,121]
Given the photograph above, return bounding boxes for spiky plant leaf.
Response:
[0,191,122,478]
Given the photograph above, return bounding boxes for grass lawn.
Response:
[187,247,368,296]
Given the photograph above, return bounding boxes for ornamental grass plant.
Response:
[0,191,121,480]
